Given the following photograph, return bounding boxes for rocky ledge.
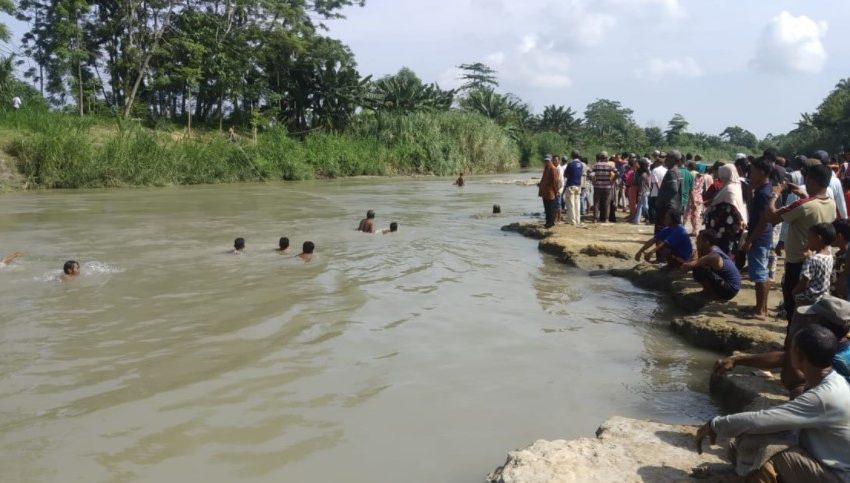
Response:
[491,220,791,482]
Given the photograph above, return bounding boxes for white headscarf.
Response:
[711,164,748,224]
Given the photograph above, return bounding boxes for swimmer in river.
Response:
[492,204,501,214]
[454,173,465,187]
[357,210,376,233]
[382,222,399,234]
[298,241,315,262]
[61,260,80,282]
[1,251,24,266]
[276,237,290,254]
[232,237,246,254]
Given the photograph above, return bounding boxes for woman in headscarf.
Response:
[705,163,749,258]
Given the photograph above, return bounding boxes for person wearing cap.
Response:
[590,152,615,223]
[813,150,848,220]
[698,323,850,482]
[564,150,584,226]
[654,150,683,234]
[762,164,836,322]
[537,155,560,228]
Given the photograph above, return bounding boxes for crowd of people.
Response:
[539,147,850,482]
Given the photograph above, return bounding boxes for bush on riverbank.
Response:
[2,110,520,188]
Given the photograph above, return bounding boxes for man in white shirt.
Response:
[555,155,566,223]
[696,324,850,482]
[814,150,848,219]
[649,153,668,224]
[11,96,21,111]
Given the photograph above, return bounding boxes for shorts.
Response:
[747,243,770,283]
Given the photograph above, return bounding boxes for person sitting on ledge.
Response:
[357,210,376,233]
[634,209,693,268]
[713,296,850,397]
[697,324,850,483]
[680,229,740,301]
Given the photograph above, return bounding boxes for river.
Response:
[0,175,719,482]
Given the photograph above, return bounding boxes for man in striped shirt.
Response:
[590,152,615,223]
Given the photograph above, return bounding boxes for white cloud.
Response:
[750,11,828,74]
[635,56,704,80]
[438,67,465,90]
[513,34,571,88]
[606,0,686,19]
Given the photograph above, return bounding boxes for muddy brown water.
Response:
[0,176,720,482]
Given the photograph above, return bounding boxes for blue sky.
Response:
[3,1,848,138]
[324,0,850,138]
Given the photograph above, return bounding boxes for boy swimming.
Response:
[232,237,246,254]
[382,222,398,234]
[0,251,24,266]
[276,237,290,253]
[298,241,315,262]
[61,260,80,282]
[357,210,376,233]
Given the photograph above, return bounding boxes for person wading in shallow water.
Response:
[537,155,559,228]
[357,210,376,233]
[454,173,465,187]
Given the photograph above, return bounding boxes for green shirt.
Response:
[680,167,694,208]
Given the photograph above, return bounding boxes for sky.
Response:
[323,0,850,138]
[2,1,848,138]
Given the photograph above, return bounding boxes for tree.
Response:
[365,67,453,114]
[583,99,644,148]
[459,87,524,125]
[719,126,758,149]
[0,0,14,42]
[456,62,498,91]
[644,126,664,147]
[538,105,581,139]
[665,113,689,144]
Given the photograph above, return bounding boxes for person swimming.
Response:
[357,210,376,233]
[232,237,246,254]
[454,173,465,187]
[298,241,315,262]
[382,222,398,234]
[492,204,501,214]
[0,251,24,266]
[61,260,80,282]
[276,237,290,253]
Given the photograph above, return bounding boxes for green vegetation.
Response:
[0,0,847,189]
[2,109,516,188]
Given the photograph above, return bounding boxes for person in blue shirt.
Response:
[634,208,693,268]
[740,158,775,319]
[564,149,584,226]
[681,229,741,301]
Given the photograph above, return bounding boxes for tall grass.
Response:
[2,110,521,188]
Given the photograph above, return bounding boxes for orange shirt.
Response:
[538,163,559,200]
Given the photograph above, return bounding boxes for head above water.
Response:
[279,237,290,250]
[234,237,245,250]
[367,210,375,219]
[492,204,501,214]
[63,260,80,275]
[389,222,398,232]
[302,241,315,254]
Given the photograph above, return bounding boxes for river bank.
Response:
[490,219,789,482]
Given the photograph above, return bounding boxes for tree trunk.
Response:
[218,94,224,131]
[187,89,193,135]
[77,60,84,117]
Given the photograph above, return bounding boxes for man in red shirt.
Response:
[538,155,560,228]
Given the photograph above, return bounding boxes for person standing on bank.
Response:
[761,163,836,322]
[654,150,683,235]
[537,155,560,228]
[564,150,584,226]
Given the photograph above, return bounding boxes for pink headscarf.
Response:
[710,164,748,224]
